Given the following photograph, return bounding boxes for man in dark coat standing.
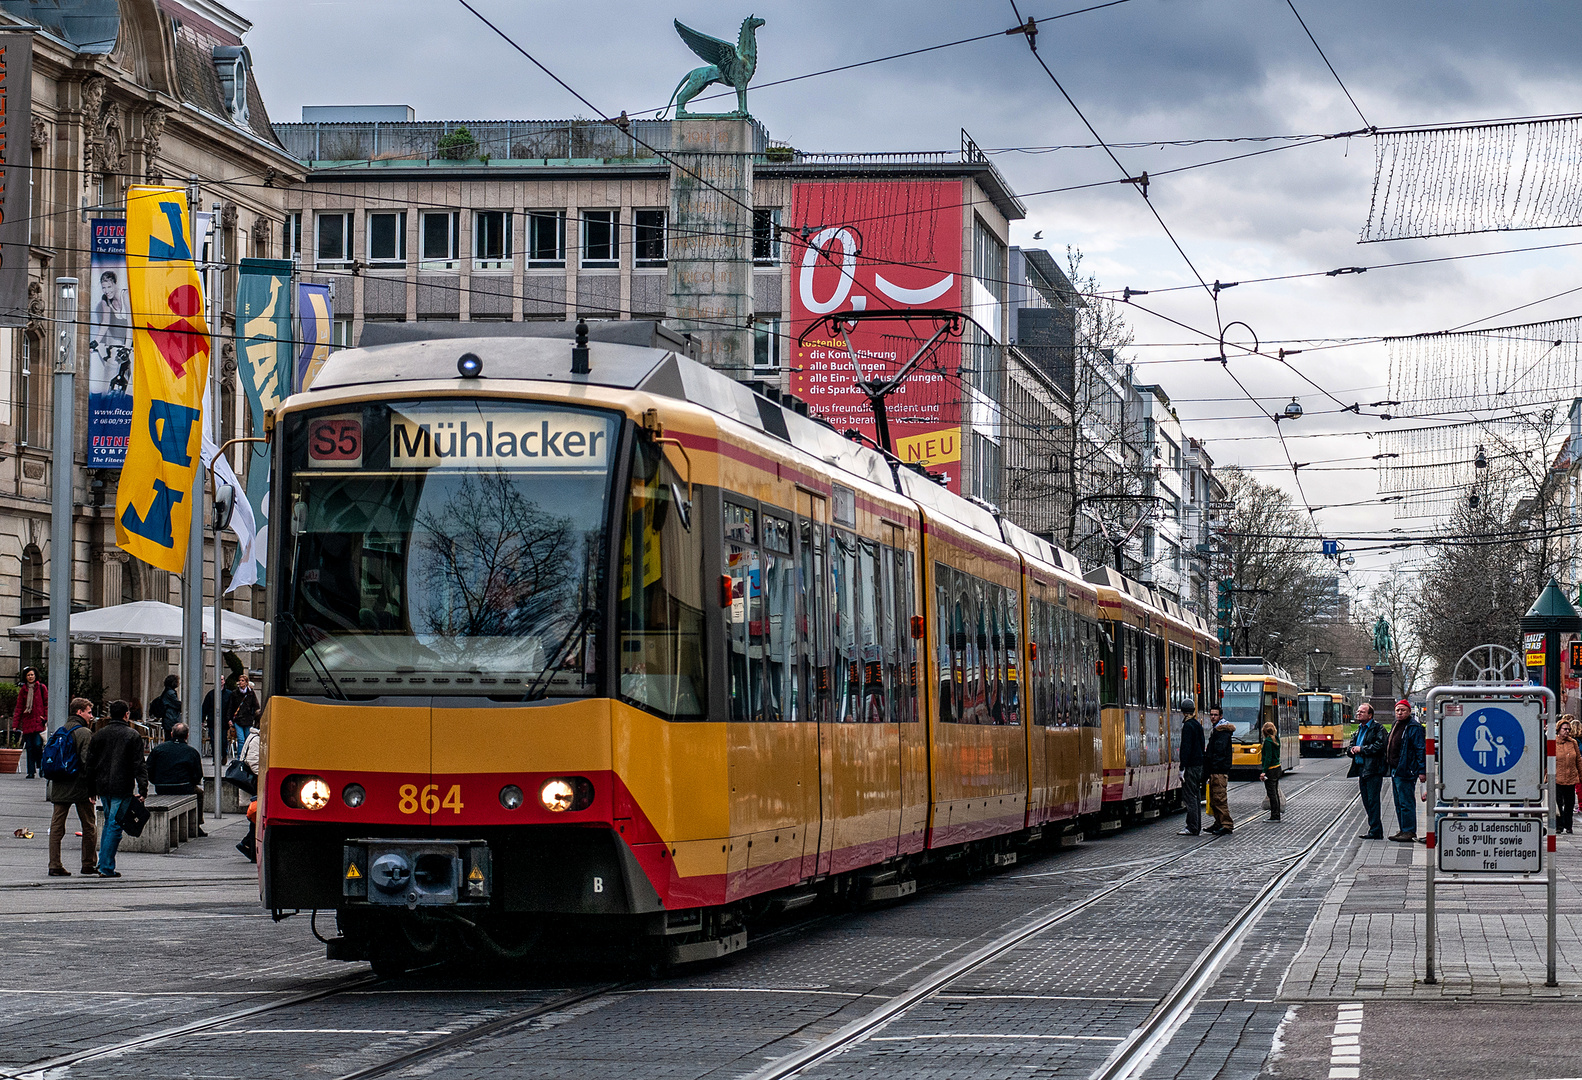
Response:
[44,697,98,876]
[1206,706,1236,834]
[1386,699,1426,842]
[149,675,181,742]
[1178,700,1206,836]
[86,699,147,877]
[1348,701,1390,839]
[147,722,207,837]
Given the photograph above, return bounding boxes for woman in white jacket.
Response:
[236,728,260,862]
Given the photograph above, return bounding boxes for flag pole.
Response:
[182,178,204,765]
[208,199,224,821]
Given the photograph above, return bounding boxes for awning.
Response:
[7,600,265,650]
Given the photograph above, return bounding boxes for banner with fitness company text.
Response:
[87,219,131,467]
[787,180,964,490]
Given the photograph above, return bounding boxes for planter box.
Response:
[0,747,20,773]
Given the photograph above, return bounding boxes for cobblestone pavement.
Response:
[7,756,1575,1079]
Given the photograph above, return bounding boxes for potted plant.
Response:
[0,679,19,773]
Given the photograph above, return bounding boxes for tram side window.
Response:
[1000,587,1021,725]
[1083,618,1101,726]
[762,514,797,723]
[801,521,829,724]
[857,538,886,723]
[936,570,961,723]
[831,528,860,722]
[896,549,919,722]
[1031,598,1052,727]
[618,441,705,720]
[1100,620,1120,706]
[934,562,1018,725]
[724,502,762,723]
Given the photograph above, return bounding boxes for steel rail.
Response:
[1088,793,1361,1080]
[0,972,379,1080]
[739,781,1351,1080]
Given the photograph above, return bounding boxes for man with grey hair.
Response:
[146,722,208,837]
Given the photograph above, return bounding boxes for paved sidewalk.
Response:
[1282,798,1582,999]
[0,762,259,911]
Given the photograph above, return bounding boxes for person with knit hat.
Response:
[1386,699,1425,842]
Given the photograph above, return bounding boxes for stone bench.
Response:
[205,774,249,815]
[99,793,199,854]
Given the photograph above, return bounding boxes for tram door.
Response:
[799,490,837,877]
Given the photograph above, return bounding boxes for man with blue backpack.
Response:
[42,697,99,877]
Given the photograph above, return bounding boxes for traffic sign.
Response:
[1440,700,1543,801]
[1437,815,1544,874]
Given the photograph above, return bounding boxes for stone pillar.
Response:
[1370,664,1395,717]
[667,119,753,372]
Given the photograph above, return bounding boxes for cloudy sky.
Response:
[237,0,1582,588]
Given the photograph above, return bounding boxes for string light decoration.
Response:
[1362,117,1582,241]
[1377,316,1580,516]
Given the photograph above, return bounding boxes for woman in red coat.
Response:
[13,666,47,779]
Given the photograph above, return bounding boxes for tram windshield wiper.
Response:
[279,611,348,701]
[521,608,598,703]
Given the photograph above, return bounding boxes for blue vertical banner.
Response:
[235,258,294,589]
[295,282,333,392]
[86,219,131,467]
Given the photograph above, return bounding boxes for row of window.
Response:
[934,563,1020,726]
[286,207,783,271]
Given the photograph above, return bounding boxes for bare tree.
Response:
[1365,565,1431,694]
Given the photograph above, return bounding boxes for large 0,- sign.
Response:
[1440,700,1543,801]
[787,181,964,490]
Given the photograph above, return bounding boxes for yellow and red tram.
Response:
[259,324,1227,970]
[1298,691,1350,756]
[1221,658,1301,773]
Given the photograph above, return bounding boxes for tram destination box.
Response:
[1437,815,1544,874]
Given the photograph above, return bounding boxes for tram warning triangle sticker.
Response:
[345,863,361,880]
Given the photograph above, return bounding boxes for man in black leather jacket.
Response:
[1178,701,1206,836]
[1347,702,1389,839]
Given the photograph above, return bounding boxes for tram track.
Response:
[738,783,1359,1080]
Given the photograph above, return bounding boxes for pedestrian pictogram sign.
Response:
[1440,701,1542,801]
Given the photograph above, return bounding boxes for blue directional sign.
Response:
[1321,539,1339,557]
[1457,706,1526,776]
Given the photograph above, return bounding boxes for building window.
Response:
[283,212,302,260]
[582,209,618,268]
[420,211,459,269]
[973,216,1006,301]
[315,211,352,267]
[753,207,780,264]
[634,209,666,267]
[333,319,353,350]
[366,210,407,267]
[474,211,512,270]
[754,318,781,372]
[17,331,44,448]
[528,210,565,267]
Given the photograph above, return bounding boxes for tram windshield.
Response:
[1299,695,1333,727]
[1219,679,1266,741]
[276,400,619,698]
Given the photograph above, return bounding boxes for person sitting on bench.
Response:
[146,723,207,837]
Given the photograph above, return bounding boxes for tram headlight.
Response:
[499,784,525,810]
[282,774,332,810]
[341,783,366,808]
[539,777,594,813]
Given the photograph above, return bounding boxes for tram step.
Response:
[766,891,819,914]
[1140,808,1161,820]
[669,930,747,965]
[860,878,917,903]
[991,852,1018,868]
[1058,832,1083,848]
[1098,820,1123,833]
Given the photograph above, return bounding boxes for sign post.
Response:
[1424,682,1556,986]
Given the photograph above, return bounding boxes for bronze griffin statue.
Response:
[663,15,765,119]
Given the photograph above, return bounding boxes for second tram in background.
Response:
[1219,658,1300,774]
[1298,690,1351,756]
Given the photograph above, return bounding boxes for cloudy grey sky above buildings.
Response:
[238,0,1582,580]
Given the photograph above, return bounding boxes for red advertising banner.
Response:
[788,181,964,489]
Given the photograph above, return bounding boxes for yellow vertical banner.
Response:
[114,187,210,573]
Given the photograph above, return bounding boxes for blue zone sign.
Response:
[1441,702,1543,801]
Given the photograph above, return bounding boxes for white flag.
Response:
[200,437,260,593]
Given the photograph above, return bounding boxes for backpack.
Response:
[40,722,83,781]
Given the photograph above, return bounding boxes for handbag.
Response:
[223,758,257,796]
[118,798,151,838]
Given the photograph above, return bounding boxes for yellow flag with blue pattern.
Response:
[114,186,210,573]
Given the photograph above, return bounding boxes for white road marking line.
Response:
[1328,1002,1363,1080]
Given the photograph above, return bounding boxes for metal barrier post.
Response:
[1425,687,1439,984]
[1549,710,1558,986]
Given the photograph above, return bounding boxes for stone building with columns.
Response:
[0,0,303,703]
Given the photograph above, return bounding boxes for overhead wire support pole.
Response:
[48,278,78,737]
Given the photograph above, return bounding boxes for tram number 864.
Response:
[398,784,465,815]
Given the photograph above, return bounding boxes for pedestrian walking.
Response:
[1206,706,1235,834]
[1555,716,1579,835]
[42,697,98,877]
[85,699,147,878]
[235,726,259,862]
[1347,701,1389,839]
[1260,720,1283,821]
[148,675,180,742]
[202,677,235,759]
[1386,699,1426,842]
[230,671,260,757]
[146,722,208,837]
[13,666,47,778]
[1178,699,1206,836]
